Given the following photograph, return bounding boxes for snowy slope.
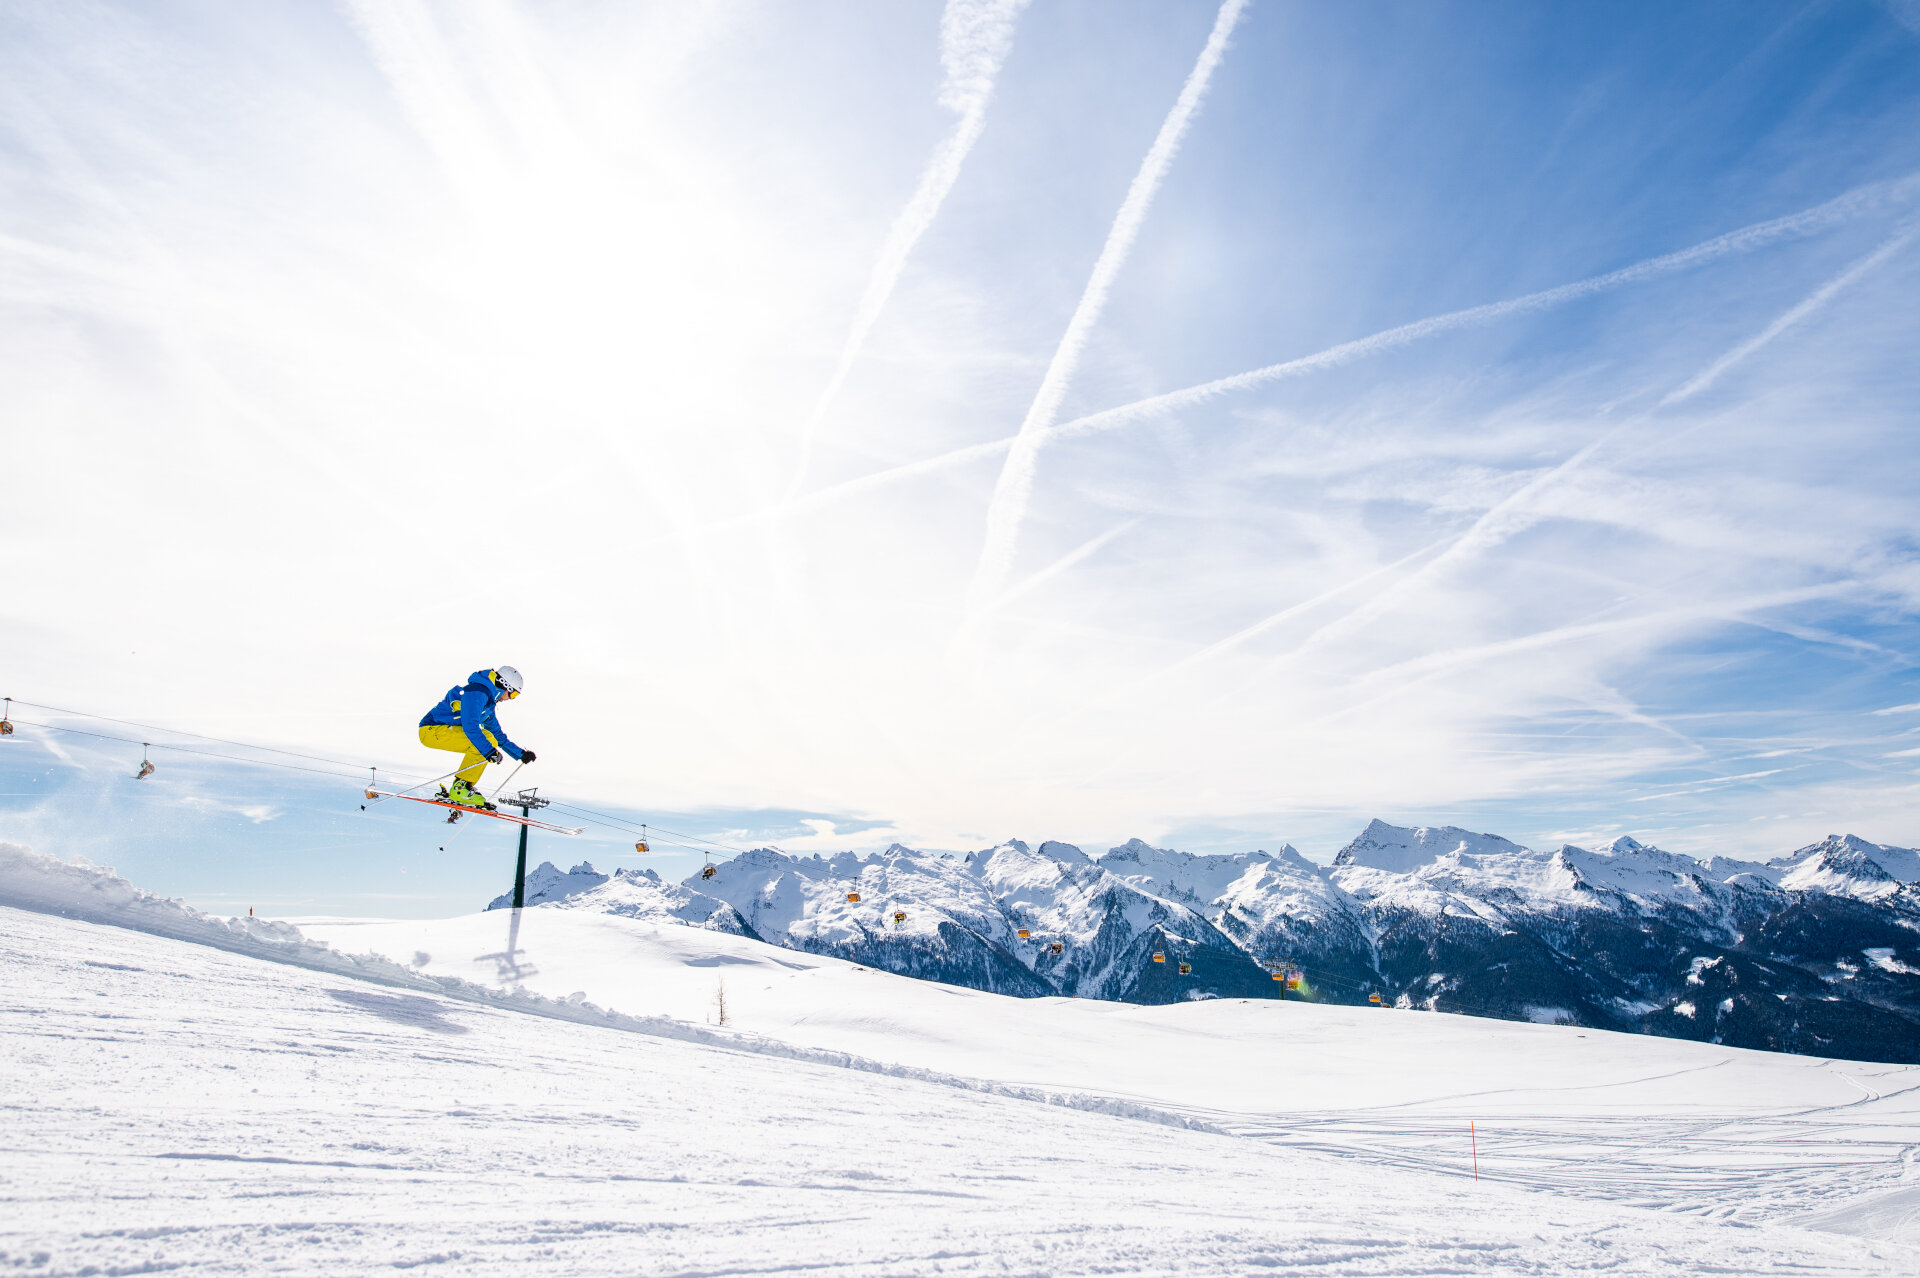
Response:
[6,842,1920,1274]
[10,911,1911,1276]
[300,904,1913,1131]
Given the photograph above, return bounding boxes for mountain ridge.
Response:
[492,819,1920,1063]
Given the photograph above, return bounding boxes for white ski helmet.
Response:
[493,665,524,696]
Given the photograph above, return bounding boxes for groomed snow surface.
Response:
[4,843,1919,1275]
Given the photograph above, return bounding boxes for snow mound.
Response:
[0,840,435,988]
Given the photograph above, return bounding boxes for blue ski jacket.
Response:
[420,670,526,761]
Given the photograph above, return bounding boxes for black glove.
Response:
[519,749,537,765]
[487,750,505,764]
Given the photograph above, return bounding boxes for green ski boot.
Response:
[446,778,495,811]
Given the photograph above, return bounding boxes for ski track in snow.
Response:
[4,850,1920,1273]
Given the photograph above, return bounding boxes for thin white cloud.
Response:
[177,795,281,824]
[964,0,1250,620]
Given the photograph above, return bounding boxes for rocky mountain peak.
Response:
[1101,837,1159,863]
[1332,819,1530,873]
[1773,834,1920,895]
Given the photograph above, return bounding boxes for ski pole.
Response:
[437,806,480,854]
[392,766,464,797]
[362,766,465,807]
[488,762,525,802]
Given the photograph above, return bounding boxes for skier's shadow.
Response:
[327,988,470,1035]
[475,906,539,984]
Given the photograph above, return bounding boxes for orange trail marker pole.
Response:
[1471,1120,1479,1180]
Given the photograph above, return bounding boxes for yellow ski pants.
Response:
[419,724,501,785]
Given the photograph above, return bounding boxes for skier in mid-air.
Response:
[419,666,535,810]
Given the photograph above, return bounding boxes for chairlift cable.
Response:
[3,697,394,772]
[543,801,786,857]
[10,717,379,781]
[543,801,796,860]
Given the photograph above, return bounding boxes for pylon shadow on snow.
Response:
[326,988,470,1035]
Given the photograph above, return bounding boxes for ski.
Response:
[362,789,585,835]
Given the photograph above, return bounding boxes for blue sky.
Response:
[3,0,1918,915]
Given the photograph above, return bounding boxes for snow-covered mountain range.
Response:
[493,821,1920,1064]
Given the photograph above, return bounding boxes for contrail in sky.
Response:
[963,0,1249,622]
[1304,583,1859,733]
[1173,537,1452,676]
[766,171,1917,529]
[1038,533,1454,733]
[1658,220,1918,406]
[345,0,497,197]
[1049,172,1920,443]
[990,518,1139,613]
[786,0,1031,499]
[1068,206,1920,733]
[632,171,1918,556]
[1282,223,1919,660]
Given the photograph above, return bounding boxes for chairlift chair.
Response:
[1178,962,1192,975]
[892,910,906,925]
[1016,928,1030,939]
[1048,941,1064,955]
[846,891,861,903]
[1152,952,1165,963]
[134,744,154,780]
